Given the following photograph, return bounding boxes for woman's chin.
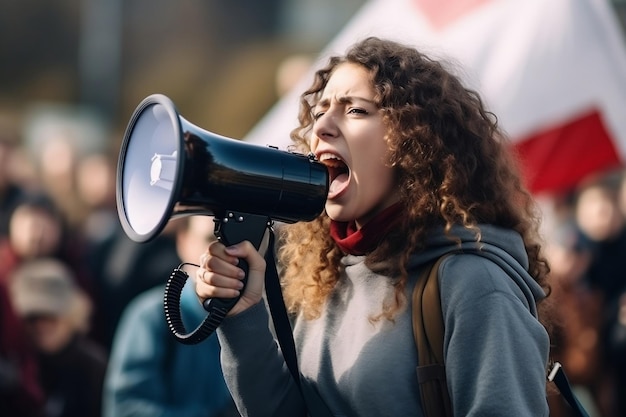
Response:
[325,203,352,223]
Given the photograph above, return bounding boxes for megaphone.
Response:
[116,94,328,344]
[117,93,328,243]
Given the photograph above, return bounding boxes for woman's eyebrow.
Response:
[316,95,375,108]
[337,95,375,105]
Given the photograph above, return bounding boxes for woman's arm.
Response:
[197,240,307,417]
[217,301,307,417]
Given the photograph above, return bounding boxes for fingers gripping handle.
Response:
[203,258,250,313]
[204,211,270,311]
[164,211,269,345]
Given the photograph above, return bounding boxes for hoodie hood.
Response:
[408,223,545,317]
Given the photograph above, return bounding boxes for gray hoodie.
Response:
[217,224,550,417]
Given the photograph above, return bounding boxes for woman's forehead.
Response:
[318,63,375,103]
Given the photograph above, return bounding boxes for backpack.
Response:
[412,255,590,417]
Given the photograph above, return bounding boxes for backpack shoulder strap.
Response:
[412,255,453,417]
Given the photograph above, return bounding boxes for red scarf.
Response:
[329,203,404,255]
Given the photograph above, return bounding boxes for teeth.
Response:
[317,152,347,170]
[318,152,343,162]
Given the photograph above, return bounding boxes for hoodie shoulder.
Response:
[438,250,544,319]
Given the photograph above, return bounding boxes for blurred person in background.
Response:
[613,172,626,376]
[0,192,95,299]
[0,192,102,416]
[541,198,603,417]
[573,171,626,417]
[0,125,46,416]
[0,279,45,417]
[86,213,180,350]
[33,133,86,230]
[103,215,238,417]
[73,150,124,346]
[75,151,119,252]
[9,257,107,417]
[0,130,28,238]
[0,119,43,417]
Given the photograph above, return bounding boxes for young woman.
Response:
[195,37,552,416]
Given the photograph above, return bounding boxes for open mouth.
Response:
[318,153,350,198]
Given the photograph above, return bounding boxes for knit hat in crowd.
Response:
[10,258,78,317]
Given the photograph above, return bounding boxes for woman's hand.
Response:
[195,240,266,316]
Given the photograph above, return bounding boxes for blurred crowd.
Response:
[541,169,626,417]
[1,112,626,417]
[0,119,239,417]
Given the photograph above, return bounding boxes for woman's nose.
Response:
[312,113,338,142]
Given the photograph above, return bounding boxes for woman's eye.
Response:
[348,108,367,115]
[313,112,325,120]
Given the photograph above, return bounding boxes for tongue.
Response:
[328,173,349,198]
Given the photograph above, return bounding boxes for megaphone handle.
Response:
[203,211,270,313]
[164,211,270,345]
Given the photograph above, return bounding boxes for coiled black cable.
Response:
[163,262,226,345]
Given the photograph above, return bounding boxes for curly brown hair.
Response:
[278,37,550,324]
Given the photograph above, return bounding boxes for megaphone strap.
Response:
[263,230,301,388]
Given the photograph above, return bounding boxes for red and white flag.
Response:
[245,0,626,195]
